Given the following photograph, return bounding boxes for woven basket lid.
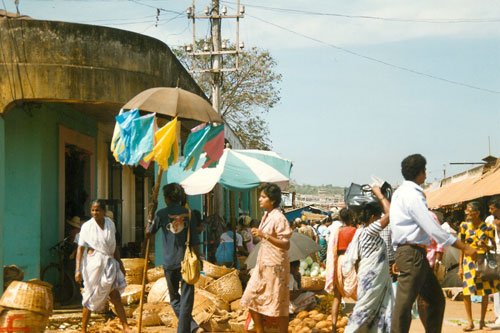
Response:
[0,280,53,315]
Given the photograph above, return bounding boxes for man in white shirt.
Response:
[487,199,500,325]
[390,154,478,333]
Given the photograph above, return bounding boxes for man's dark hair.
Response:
[401,154,427,181]
[290,260,300,269]
[162,183,187,205]
[490,198,500,210]
[259,183,282,208]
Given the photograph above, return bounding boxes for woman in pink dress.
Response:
[240,183,293,333]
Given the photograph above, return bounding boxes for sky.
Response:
[4,0,500,187]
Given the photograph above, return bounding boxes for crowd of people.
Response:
[71,153,500,333]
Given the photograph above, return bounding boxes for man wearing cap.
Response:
[390,154,478,333]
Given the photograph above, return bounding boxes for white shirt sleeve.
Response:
[409,193,456,247]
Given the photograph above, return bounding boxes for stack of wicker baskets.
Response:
[146,266,164,284]
[122,258,145,285]
[202,260,235,279]
[0,280,53,333]
[205,270,243,303]
[301,276,326,291]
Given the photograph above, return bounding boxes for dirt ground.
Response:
[45,298,499,332]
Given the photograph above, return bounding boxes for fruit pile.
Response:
[288,309,349,333]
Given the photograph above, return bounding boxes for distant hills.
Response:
[286,182,345,196]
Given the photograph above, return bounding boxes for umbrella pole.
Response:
[138,167,164,333]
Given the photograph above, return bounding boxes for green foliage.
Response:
[286,181,345,195]
[173,40,282,149]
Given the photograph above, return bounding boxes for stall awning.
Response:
[426,164,500,209]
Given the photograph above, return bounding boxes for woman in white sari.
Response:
[343,186,393,333]
[75,200,131,333]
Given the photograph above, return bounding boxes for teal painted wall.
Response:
[0,118,5,291]
[4,103,97,279]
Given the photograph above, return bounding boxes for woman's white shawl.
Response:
[78,217,126,311]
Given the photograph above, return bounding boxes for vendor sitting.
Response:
[215,222,247,269]
[290,261,316,315]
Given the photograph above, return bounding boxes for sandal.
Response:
[463,324,474,332]
[480,323,491,331]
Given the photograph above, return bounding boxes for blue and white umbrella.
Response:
[166,149,293,195]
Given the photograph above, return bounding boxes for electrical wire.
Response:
[78,15,157,23]
[128,0,182,15]
[222,1,500,24]
[245,12,500,95]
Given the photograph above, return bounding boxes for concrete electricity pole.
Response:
[211,0,221,112]
[186,0,244,113]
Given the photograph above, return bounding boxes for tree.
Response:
[173,40,282,149]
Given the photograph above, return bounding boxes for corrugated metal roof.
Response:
[426,160,500,208]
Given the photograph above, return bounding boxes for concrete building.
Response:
[0,13,212,288]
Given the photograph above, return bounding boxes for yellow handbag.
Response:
[181,209,201,284]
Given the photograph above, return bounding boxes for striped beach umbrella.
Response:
[167,149,293,195]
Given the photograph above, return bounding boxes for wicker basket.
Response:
[159,304,178,328]
[205,270,243,302]
[147,278,170,304]
[0,307,49,333]
[192,291,217,325]
[0,281,53,316]
[301,276,325,291]
[195,289,229,312]
[133,303,166,327]
[230,298,243,312]
[109,302,135,318]
[201,317,232,332]
[202,260,235,279]
[147,266,164,283]
[229,319,246,333]
[121,284,143,305]
[122,258,145,285]
[194,274,214,290]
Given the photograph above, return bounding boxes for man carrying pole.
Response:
[146,183,203,333]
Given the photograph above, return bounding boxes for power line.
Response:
[245,13,500,95]
[128,0,182,15]
[222,1,500,24]
[78,15,156,23]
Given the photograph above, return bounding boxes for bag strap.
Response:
[186,208,191,247]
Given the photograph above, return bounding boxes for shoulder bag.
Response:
[476,241,500,281]
[181,209,201,284]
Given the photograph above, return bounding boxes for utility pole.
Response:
[211,0,221,112]
[186,0,244,113]
[186,1,244,266]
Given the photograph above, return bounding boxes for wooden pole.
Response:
[138,167,163,333]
